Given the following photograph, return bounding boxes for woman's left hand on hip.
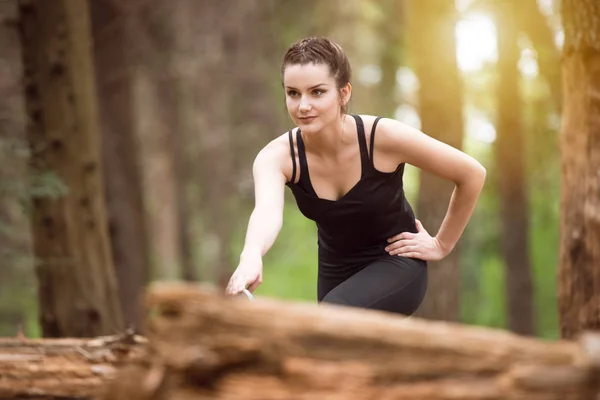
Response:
[385,219,448,261]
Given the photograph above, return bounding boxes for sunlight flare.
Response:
[455,13,498,72]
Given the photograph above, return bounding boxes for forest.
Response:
[0,1,599,396]
[0,0,600,400]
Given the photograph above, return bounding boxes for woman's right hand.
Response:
[225,256,263,296]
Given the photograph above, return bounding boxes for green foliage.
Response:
[459,137,505,329]
[24,170,69,208]
[0,250,40,338]
[529,159,560,339]
[472,255,508,328]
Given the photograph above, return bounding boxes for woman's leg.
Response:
[317,274,347,302]
[321,257,427,316]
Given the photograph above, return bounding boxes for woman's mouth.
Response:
[299,116,317,123]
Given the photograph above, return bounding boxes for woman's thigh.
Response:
[320,257,428,316]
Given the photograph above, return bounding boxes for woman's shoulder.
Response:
[353,114,414,140]
[255,131,291,161]
[262,128,298,153]
[352,114,394,140]
[352,114,399,135]
[352,114,421,164]
[252,129,298,177]
[353,113,380,122]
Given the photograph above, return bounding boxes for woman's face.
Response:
[283,63,349,133]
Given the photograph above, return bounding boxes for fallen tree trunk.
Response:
[100,283,600,400]
[0,330,148,399]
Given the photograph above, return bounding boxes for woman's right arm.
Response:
[226,143,287,295]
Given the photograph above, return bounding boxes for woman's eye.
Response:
[287,90,298,97]
[314,89,325,95]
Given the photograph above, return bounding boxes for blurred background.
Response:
[0,0,563,339]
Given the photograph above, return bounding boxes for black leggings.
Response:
[318,256,427,316]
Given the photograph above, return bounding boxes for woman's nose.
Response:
[299,96,312,111]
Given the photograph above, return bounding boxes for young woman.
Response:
[225,37,486,315]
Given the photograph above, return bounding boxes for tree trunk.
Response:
[0,332,147,399]
[558,0,600,339]
[0,0,36,337]
[515,0,562,111]
[90,0,151,329]
[468,0,561,110]
[18,0,123,337]
[100,283,600,400]
[191,0,277,286]
[407,0,464,321]
[124,0,182,281]
[168,0,201,282]
[374,0,404,119]
[495,0,535,336]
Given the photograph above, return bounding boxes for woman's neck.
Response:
[302,114,349,157]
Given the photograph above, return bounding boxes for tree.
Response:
[406,0,465,321]
[372,0,404,119]
[186,0,278,286]
[101,284,600,400]
[467,0,561,110]
[515,0,562,111]
[558,0,600,339]
[0,0,37,337]
[91,0,151,328]
[167,0,199,282]
[494,0,535,335]
[18,0,123,337]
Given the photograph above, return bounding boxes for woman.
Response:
[225,37,486,315]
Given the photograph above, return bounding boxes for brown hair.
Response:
[281,37,352,114]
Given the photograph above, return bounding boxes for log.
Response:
[0,330,148,399]
[100,283,600,400]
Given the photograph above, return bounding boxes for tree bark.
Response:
[0,332,147,399]
[495,0,535,336]
[407,0,464,321]
[558,0,600,339]
[101,283,600,400]
[90,0,151,329]
[18,0,123,337]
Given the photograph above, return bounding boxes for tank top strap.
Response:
[351,115,371,176]
[287,129,297,183]
[295,129,318,196]
[369,116,383,165]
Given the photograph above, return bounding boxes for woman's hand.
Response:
[385,219,450,261]
[226,256,263,296]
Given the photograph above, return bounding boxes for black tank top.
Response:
[286,115,419,278]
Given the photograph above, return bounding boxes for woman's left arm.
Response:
[378,118,487,261]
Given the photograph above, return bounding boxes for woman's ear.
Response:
[340,82,352,106]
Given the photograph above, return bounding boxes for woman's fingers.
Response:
[247,276,262,292]
[390,245,418,256]
[385,239,417,252]
[396,251,421,258]
[226,275,248,295]
[228,273,263,295]
[387,231,415,243]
